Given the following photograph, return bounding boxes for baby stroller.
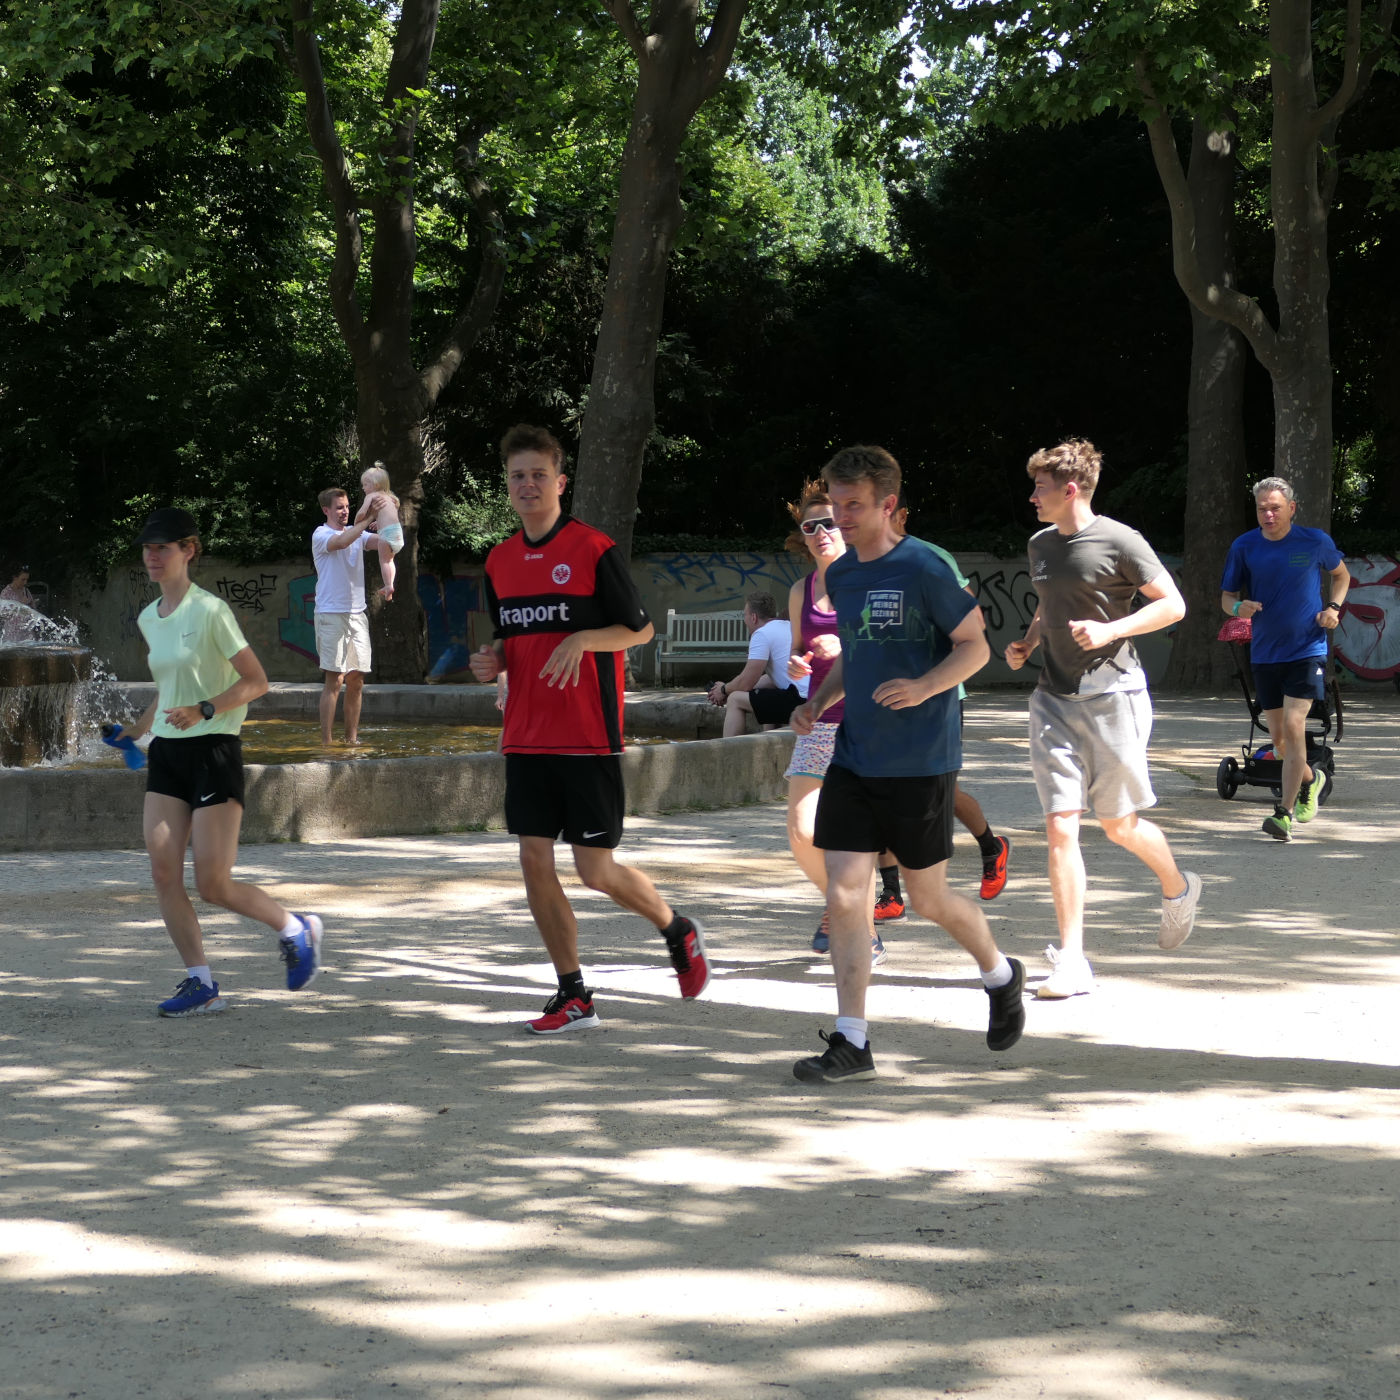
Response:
[1214,616,1342,804]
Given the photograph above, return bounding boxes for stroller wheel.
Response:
[1318,767,1335,807]
[1216,756,1239,800]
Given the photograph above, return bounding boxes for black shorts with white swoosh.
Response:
[504,753,624,848]
[146,735,246,809]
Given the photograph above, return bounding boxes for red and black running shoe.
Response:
[525,990,601,1035]
[873,891,905,922]
[979,835,1011,901]
[668,917,710,998]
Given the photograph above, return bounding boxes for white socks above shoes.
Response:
[834,1016,868,1049]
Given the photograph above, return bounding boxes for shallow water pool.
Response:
[54,716,670,769]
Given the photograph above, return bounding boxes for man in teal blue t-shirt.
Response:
[786,445,1026,1085]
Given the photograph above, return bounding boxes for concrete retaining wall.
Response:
[0,724,791,853]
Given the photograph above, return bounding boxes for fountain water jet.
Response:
[0,601,100,767]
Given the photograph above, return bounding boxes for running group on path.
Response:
[112,430,1348,1086]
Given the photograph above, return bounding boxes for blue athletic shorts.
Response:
[1252,657,1326,710]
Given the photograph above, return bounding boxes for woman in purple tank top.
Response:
[783,482,848,953]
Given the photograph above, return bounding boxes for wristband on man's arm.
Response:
[1230,600,1243,616]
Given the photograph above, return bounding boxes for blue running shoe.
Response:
[812,910,830,955]
[158,976,226,1017]
[280,914,323,991]
[871,931,887,967]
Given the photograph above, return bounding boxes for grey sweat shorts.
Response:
[1029,686,1157,820]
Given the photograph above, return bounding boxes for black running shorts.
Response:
[505,753,625,848]
[146,735,246,809]
[749,683,803,726]
[814,763,955,871]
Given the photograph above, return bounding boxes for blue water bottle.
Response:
[101,723,147,771]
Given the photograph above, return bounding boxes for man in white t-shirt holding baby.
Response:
[708,591,809,737]
[313,486,376,746]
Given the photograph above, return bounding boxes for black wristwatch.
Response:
[1322,600,1341,612]
[198,700,216,720]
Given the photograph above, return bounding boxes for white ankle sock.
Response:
[834,1016,868,1049]
[187,965,213,988]
[981,955,1014,989]
[277,914,303,939]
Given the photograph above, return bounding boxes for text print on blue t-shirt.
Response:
[858,590,904,634]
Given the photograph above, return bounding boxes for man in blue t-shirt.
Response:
[787,445,1026,1084]
[1221,476,1350,842]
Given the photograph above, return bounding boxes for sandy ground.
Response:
[1,693,1397,1400]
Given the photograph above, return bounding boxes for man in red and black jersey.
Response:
[470,424,709,1034]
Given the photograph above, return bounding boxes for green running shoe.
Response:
[1262,807,1293,842]
[1295,770,1322,823]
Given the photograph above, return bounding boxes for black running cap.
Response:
[135,507,199,545]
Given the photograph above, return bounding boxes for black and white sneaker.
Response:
[793,1029,876,1083]
[985,958,1026,1051]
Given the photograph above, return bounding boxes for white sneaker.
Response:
[1036,945,1094,999]
[1159,871,1202,950]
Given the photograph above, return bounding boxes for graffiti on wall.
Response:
[964,565,1041,638]
[129,548,1396,685]
[277,574,318,662]
[1334,554,1400,682]
[643,551,807,602]
[420,572,489,680]
[216,573,279,613]
[118,568,156,645]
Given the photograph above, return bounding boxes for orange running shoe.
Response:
[979,835,1011,901]
[873,891,905,921]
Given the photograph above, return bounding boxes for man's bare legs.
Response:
[1100,811,1187,899]
[1040,807,1194,998]
[319,670,364,745]
[1264,696,1314,811]
[722,689,756,737]
[807,849,1026,1074]
[824,850,878,1019]
[518,837,673,975]
[1047,808,1186,956]
[341,671,364,744]
[954,784,988,838]
[901,861,1001,971]
[1045,810,1088,957]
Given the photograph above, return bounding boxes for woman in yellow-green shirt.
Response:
[120,508,325,1017]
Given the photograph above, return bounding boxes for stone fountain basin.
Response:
[0,644,92,686]
[0,683,790,852]
[0,643,93,768]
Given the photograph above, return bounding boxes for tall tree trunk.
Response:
[572,0,747,557]
[286,0,507,680]
[1136,0,1398,554]
[356,376,430,677]
[1166,120,1250,690]
[1267,0,1337,520]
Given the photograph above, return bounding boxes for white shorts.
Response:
[316,610,372,674]
[1029,687,1156,820]
[377,523,404,556]
[784,721,840,780]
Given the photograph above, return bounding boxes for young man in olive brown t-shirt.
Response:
[1005,439,1202,998]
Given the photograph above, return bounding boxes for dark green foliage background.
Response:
[2,19,1397,587]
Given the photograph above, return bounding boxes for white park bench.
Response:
[654,608,749,684]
